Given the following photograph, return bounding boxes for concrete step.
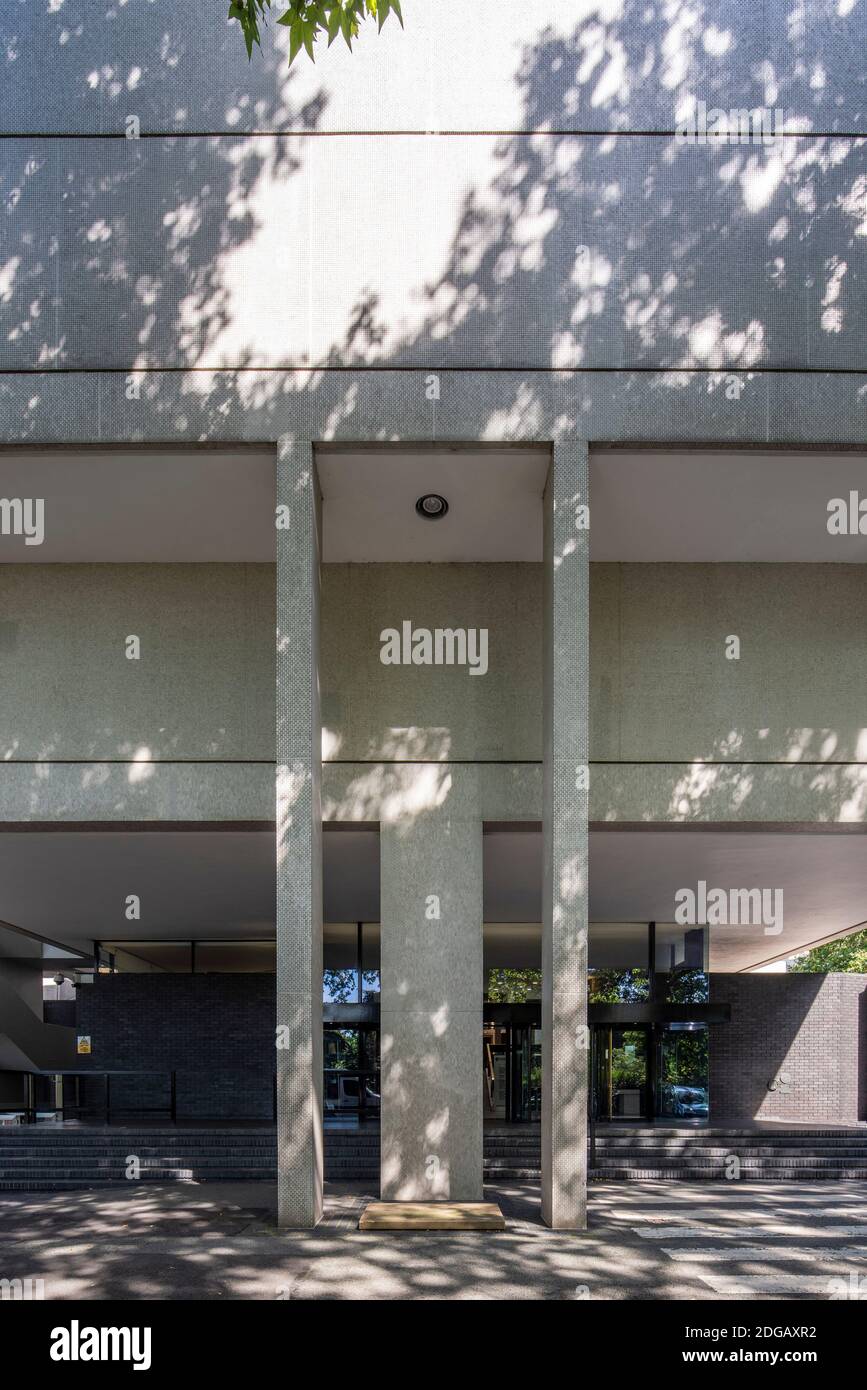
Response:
[591,1146,867,1157]
[0,1140,280,1150]
[596,1126,867,1137]
[0,1141,280,1150]
[590,1168,867,1180]
[0,1176,276,1189]
[20,1131,280,1138]
[483,1168,541,1179]
[3,1126,866,1189]
[592,1137,867,1149]
[0,1156,277,1168]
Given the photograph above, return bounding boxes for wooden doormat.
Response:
[358,1201,506,1231]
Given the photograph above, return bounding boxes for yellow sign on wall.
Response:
[76,1036,91,1055]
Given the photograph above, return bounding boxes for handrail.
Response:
[0,1070,176,1124]
[0,1070,292,1125]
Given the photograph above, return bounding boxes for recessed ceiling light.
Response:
[415,493,449,520]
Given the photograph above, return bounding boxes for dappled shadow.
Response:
[0,7,863,397]
[2,11,865,815]
[1,2,867,1239]
[2,1178,866,1299]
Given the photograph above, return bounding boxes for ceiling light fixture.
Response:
[415,493,449,520]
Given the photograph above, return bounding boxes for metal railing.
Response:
[0,1071,177,1125]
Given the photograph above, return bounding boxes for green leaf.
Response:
[235,0,404,65]
[301,18,317,60]
[228,0,276,59]
[287,19,304,63]
[326,6,342,44]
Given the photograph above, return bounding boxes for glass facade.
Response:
[592,1022,710,1121]
[323,923,380,1003]
[488,922,713,1123]
[324,1026,380,1122]
[98,941,277,973]
[586,922,709,1003]
[655,924,709,1003]
[589,922,648,972]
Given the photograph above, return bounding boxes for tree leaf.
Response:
[302,18,317,60]
[234,0,404,64]
[326,6,342,44]
[287,19,305,64]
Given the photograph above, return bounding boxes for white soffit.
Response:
[484,828,867,972]
[317,447,549,561]
[2,828,866,974]
[4,447,866,564]
[0,828,381,944]
[0,450,276,562]
[590,450,867,561]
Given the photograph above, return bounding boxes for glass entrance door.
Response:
[656,1023,709,1119]
[593,1026,648,1120]
[511,1024,542,1123]
[483,1019,542,1122]
[323,1026,380,1125]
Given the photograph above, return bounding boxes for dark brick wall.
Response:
[75,974,275,1120]
[44,1000,76,1027]
[709,972,867,1124]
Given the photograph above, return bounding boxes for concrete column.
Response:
[541,441,589,1230]
[380,766,483,1201]
[276,437,324,1229]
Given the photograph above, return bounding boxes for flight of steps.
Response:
[588,1126,867,1180]
[0,1128,279,1189]
[484,1128,543,1179]
[0,1127,384,1189]
[2,1125,867,1188]
[485,1127,867,1181]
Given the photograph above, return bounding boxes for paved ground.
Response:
[1,1181,866,1300]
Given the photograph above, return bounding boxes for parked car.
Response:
[661,1084,708,1118]
[324,1075,381,1113]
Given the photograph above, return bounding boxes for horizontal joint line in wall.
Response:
[0,758,278,765]
[1,365,866,376]
[3,759,867,768]
[590,760,867,767]
[0,129,858,140]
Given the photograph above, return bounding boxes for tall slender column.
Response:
[541,441,590,1229]
[380,766,483,1202]
[276,436,324,1228]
